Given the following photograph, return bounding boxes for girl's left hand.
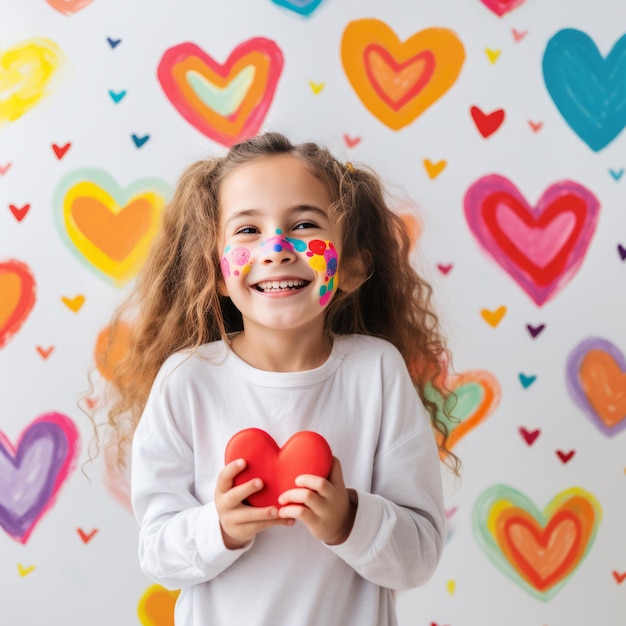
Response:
[277,457,357,545]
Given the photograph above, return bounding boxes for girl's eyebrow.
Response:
[224,205,328,228]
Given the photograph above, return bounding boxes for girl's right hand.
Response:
[215,458,294,550]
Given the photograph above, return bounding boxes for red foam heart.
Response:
[224,429,333,508]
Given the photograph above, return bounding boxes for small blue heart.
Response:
[271,0,324,17]
[543,29,626,152]
[132,134,150,148]
[107,37,122,49]
[109,90,127,103]
[609,168,624,181]
[518,373,537,389]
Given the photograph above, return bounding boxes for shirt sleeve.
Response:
[131,362,253,590]
[326,345,446,591]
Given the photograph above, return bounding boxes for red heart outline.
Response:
[225,429,333,507]
[464,175,600,305]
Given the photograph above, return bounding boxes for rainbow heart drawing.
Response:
[0,413,79,543]
[473,485,602,600]
[341,19,465,130]
[0,38,66,126]
[0,259,36,349]
[464,175,600,306]
[157,39,283,147]
[566,337,626,437]
[53,169,170,284]
[543,29,626,152]
[424,370,501,452]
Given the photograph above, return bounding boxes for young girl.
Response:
[101,132,458,625]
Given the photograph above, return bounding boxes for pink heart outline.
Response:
[0,413,79,543]
[464,174,600,306]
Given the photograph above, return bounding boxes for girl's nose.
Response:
[259,235,297,265]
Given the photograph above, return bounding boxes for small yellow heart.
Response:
[423,159,446,179]
[61,294,86,312]
[485,48,501,64]
[446,579,456,595]
[18,563,35,577]
[481,306,507,327]
[308,80,325,94]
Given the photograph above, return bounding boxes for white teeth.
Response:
[256,279,307,292]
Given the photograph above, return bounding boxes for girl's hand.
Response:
[215,458,294,550]
[276,457,357,545]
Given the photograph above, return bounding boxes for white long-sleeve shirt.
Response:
[131,334,445,625]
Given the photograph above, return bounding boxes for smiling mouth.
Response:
[255,279,310,293]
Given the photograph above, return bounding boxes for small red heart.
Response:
[519,426,540,445]
[470,105,505,138]
[225,429,333,508]
[556,449,575,463]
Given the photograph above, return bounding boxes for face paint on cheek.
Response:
[221,246,254,278]
[306,240,339,306]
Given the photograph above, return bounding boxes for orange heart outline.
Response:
[0,259,36,348]
[341,19,465,130]
[53,169,170,285]
[473,485,602,600]
[137,584,180,626]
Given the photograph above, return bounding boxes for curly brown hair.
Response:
[95,132,460,474]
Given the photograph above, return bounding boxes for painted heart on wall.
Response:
[464,174,600,306]
[341,19,465,130]
[0,38,66,126]
[45,0,94,14]
[543,29,626,151]
[225,429,333,508]
[270,0,324,16]
[566,337,626,437]
[479,0,526,16]
[0,413,79,543]
[53,169,169,284]
[138,584,180,626]
[424,370,501,452]
[158,39,284,147]
[473,485,602,600]
[0,259,36,349]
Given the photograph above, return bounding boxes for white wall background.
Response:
[1,0,625,624]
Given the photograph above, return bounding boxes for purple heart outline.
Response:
[0,413,79,543]
[464,175,600,306]
[566,337,626,437]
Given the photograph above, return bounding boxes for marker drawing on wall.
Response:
[157,39,284,147]
[341,19,465,130]
[0,413,79,544]
[543,29,626,152]
[566,337,626,437]
[464,175,600,306]
[53,169,170,285]
[473,485,602,601]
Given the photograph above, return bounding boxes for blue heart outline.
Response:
[543,29,626,152]
[271,0,324,17]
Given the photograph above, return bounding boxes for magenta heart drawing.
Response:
[464,175,600,306]
[0,413,79,543]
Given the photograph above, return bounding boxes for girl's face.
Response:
[218,155,341,338]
